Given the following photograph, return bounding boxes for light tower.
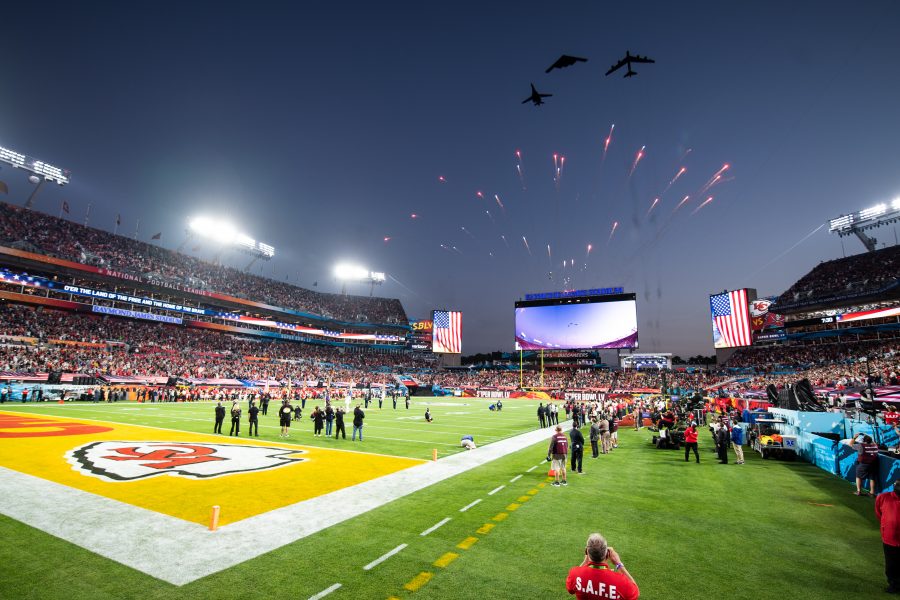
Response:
[829,199,900,252]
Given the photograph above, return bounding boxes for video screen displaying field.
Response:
[514,293,638,350]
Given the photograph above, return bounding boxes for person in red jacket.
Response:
[875,485,900,593]
[566,532,640,600]
[684,422,700,463]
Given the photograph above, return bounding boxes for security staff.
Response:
[261,395,269,416]
[229,402,242,436]
[214,401,226,434]
[538,403,547,428]
[248,400,260,437]
[334,407,346,439]
[569,421,585,474]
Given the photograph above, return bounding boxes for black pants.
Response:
[591,440,599,458]
[885,543,900,590]
[571,448,583,473]
[248,419,258,436]
[262,405,268,415]
[684,442,699,463]
[539,416,546,428]
[717,444,728,464]
[314,423,323,435]
[214,418,223,434]
[230,418,240,436]
[335,422,346,439]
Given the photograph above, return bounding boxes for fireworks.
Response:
[515,150,526,189]
[628,146,645,178]
[522,235,532,255]
[383,236,392,243]
[602,124,615,161]
[662,166,686,194]
[691,196,714,215]
[698,164,730,195]
[438,175,446,183]
[500,234,509,248]
[476,190,484,199]
[673,195,691,212]
[553,153,566,186]
[494,194,505,211]
[606,221,619,245]
[647,197,660,217]
[410,213,419,219]
[485,210,495,224]
[461,226,476,239]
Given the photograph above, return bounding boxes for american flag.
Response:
[432,310,462,354]
[710,289,751,348]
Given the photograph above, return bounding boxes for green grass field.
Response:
[0,399,888,599]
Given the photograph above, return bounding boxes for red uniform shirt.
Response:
[876,491,900,546]
[684,427,698,444]
[566,562,640,600]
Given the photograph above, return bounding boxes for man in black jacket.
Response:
[334,407,346,439]
[214,401,225,434]
[352,405,365,441]
[570,422,585,474]
[716,424,729,464]
[248,400,260,437]
[538,403,547,428]
[229,402,241,436]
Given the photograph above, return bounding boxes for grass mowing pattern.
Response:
[0,400,886,599]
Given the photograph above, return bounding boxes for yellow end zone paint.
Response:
[506,502,521,511]
[456,536,478,550]
[0,412,423,526]
[432,552,459,568]
[527,488,539,495]
[491,512,508,522]
[403,572,433,592]
[475,523,495,535]
[517,495,531,503]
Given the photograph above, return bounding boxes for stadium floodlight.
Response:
[829,199,900,252]
[334,263,386,296]
[0,144,69,185]
[188,216,274,259]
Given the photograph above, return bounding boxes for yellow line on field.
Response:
[506,503,521,512]
[537,483,546,489]
[527,489,539,495]
[456,536,478,550]
[517,496,531,503]
[492,512,508,522]
[433,552,459,568]
[403,571,433,592]
[476,523,495,535]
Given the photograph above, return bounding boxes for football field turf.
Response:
[0,399,887,599]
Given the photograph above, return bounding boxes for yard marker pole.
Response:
[209,505,220,531]
[432,448,438,461]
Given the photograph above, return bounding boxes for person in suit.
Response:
[229,402,241,436]
[248,400,260,437]
[334,407,346,439]
[214,401,225,434]
[538,403,547,428]
[569,421,585,474]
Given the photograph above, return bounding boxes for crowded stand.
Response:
[0,203,407,325]
[773,244,900,308]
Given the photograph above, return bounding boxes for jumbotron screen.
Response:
[514,293,638,350]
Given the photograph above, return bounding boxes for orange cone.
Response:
[548,469,556,477]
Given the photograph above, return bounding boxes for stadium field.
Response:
[0,399,886,599]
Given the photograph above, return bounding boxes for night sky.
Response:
[1,1,899,356]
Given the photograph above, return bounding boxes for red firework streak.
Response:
[628,146,645,178]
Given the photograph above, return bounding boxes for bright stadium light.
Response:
[0,143,69,185]
[188,216,274,259]
[334,263,370,280]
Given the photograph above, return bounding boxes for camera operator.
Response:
[565,532,640,599]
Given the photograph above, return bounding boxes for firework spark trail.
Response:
[585,244,593,260]
[522,236,532,256]
[672,195,691,213]
[438,176,446,183]
[476,191,484,200]
[515,150,526,189]
[602,124,615,161]
[680,148,693,161]
[743,223,826,282]
[383,236,392,242]
[494,194,505,211]
[440,244,452,252]
[451,246,463,255]
[646,197,660,217]
[606,221,619,245]
[500,234,509,248]
[691,196,715,215]
[628,146,646,178]
[698,164,730,194]
[662,167,687,194]
[485,210,495,224]
[461,226,476,239]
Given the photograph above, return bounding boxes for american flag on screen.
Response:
[432,310,462,354]
[710,289,752,348]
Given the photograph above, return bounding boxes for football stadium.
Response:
[2,3,900,599]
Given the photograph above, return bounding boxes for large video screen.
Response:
[432,310,462,354]
[710,289,752,349]
[514,294,638,350]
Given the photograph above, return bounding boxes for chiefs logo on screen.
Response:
[66,441,306,482]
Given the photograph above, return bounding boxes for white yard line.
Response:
[363,543,407,570]
[487,485,505,496]
[309,583,342,600]
[509,474,523,483]
[420,517,451,536]
[526,465,539,472]
[459,499,482,512]
[0,413,558,586]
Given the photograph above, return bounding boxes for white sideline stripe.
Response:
[420,517,451,536]
[459,499,482,512]
[487,485,505,496]
[526,465,538,472]
[309,583,342,600]
[0,421,557,586]
[510,474,523,483]
[363,543,407,570]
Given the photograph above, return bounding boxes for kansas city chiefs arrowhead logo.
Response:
[66,441,306,481]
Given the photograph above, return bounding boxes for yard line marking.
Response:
[517,495,531,503]
[403,572,433,592]
[456,536,479,550]
[526,465,539,472]
[476,523,495,535]
[420,517,451,536]
[433,552,459,568]
[487,485,505,496]
[510,474,522,483]
[363,543,408,571]
[309,583,342,600]
[506,502,521,511]
[491,512,508,522]
[526,489,539,496]
[459,499,482,512]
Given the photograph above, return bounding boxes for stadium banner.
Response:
[836,305,900,323]
[514,293,639,350]
[92,305,183,325]
[710,289,753,348]
[432,310,462,354]
[408,318,433,351]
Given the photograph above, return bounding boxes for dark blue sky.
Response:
[1,1,898,355]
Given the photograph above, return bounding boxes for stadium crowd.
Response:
[0,203,407,325]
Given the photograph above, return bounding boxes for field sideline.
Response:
[0,399,888,599]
